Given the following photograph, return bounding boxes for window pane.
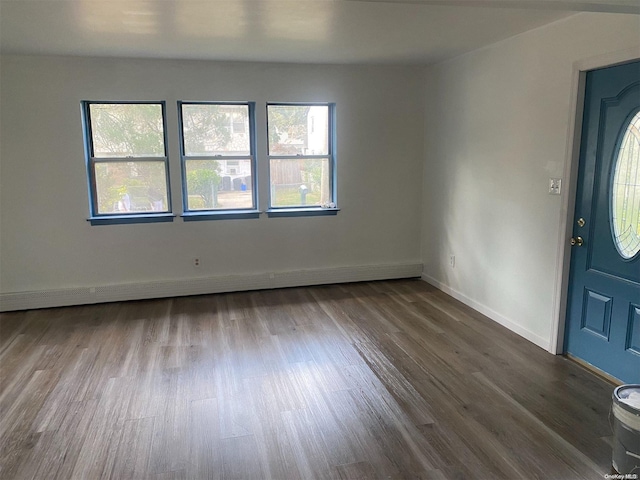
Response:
[611,111,640,259]
[186,160,253,210]
[268,105,328,155]
[182,104,250,156]
[90,104,165,157]
[94,161,168,214]
[270,158,330,207]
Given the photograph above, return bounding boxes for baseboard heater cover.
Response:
[0,263,422,312]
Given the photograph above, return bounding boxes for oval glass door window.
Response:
[611,110,640,259]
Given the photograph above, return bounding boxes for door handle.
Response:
[570,236,584,247]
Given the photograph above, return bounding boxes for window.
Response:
[179,102,257,218]
[82,101,336,224]
[611,110,640,259]
[83,102,172,224]
[267,104,337,214]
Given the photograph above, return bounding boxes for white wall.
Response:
[0,56,425,306]
[421,12,640,351]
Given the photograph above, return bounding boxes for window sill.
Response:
[88,213,175,226]
[181,210,261,221]
[266,207,340,218]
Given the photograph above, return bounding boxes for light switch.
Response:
[549,178,562,195]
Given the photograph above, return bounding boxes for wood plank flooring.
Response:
[0,279,615,479]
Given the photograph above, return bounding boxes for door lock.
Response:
[570,236,584,247]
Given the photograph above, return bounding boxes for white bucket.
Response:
[612,385,640,474]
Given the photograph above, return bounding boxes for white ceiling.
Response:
[1,0,637,65]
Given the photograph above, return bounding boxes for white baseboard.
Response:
[421,273,552,352]
[0,263,423,312]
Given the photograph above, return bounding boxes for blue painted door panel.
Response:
[565,61,640,383]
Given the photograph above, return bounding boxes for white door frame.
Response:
[550,46,640,355]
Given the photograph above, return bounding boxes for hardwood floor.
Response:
[0,279,615,479]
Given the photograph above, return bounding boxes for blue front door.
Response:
[565,61,640,383]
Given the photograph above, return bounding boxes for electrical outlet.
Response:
[449,255,455,268]
[193,257,201,267]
